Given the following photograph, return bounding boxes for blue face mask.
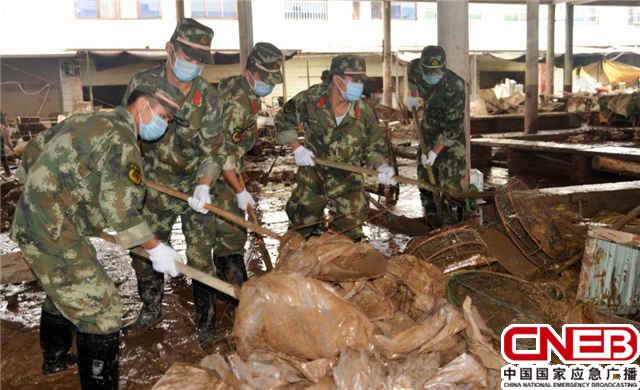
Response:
[343,81,364,102]
[254,79,274,97]
[172,53,203,82]
[139,104,168,141]
[423,73,443,85]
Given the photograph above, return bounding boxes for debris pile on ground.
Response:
[152,232,502,389]
[598,91,640,125]
[1,177,22,232]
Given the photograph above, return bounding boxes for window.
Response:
[424,4,436,20]
[75,0,161,19]
[574,7,598,23]
[192,0,237,18]
[371,1,416,20]
[469,5,482,21]
[284,0,328,21]
[139,0,161,18]
[630,8,640,25]
[503,6,526,22]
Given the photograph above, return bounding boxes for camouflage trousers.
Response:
[182,179,246,276]
[417,147,466,223]
[286,167,367,241]
[12,223,122,335]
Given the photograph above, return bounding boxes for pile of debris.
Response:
[153,232,504,389]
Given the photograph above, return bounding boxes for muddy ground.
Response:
[0,138,581,389]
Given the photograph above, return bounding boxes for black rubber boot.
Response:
[40,311,77,374]
[126,271,164,333]
[214,254,248,287]
[192,280,217,348]
[77,332,119,390]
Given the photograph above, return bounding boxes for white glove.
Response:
[420,150,438,167]
[188,184,211,214]
[146,242,186,277]
[377,163,397,186]
[294,145,316,167]
[406,96,421,111]
[235,189,256,212]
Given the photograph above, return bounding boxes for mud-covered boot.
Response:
[215,254,248,287]
[192,280,217,349]
[40,311,77,374]
[77,331,119,390]
[125,271,164,333]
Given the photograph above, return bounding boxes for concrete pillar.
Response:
[546,4,555,97]
[382,0,392,107]
[437,0,470,186]
[564,3,574,94]
[471,54,478,98]
[176,0,184,21]
[525,0,539,134]
[281,53,288,102]
[238,0,254,69]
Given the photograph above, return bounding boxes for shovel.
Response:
[313,158,492,200]
[99,233,238,299]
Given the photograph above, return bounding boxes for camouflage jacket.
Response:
[413,68,466,151]
[10,107,152,248]
[275,83,388,172]
[217,75,260,173]
[16,114,91,183]
[122,65,226,191]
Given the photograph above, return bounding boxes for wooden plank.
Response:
[1,252,36,284]
[588,227,640,248]
[471,137,640,161]
[592,156,640,177]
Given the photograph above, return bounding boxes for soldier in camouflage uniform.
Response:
[122,19,228,346]
[412,46,467,228]
[182,43,283,321]
[275,55,396,241]
[10,87,185,389]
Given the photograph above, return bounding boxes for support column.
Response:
[525,0,539,134]
[382,0,392,107]
[437,0,470,186]
[471,54,478,98]
[564,3,574,94]
[176,0,184,21]
[281,53,288,102]
[238,0,254,69]
[546,3,555,97]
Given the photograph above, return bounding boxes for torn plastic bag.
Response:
[233,272,374,361]
[462,296,506,370]
[276,232,387,282]
[332,349,386,390]
[423,353,488,389]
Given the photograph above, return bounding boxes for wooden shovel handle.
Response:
[143,179,282,241]
[99,233,237,299]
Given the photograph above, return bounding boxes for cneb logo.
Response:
[501,324,640,364]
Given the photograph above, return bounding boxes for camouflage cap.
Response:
[247,42,283,85]
[330,55,367,78]
[133,78,188,126]
[171,18,214,64]
[420,45,446,70]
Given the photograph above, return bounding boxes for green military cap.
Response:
[330,54,367,78]
[421,45,446,70]
[247,42,283,85]
[134,80,188,126]
[171,18,214,64]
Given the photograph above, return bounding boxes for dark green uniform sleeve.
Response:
[195,86,227,181]
[362,103,389,168]
[275,90,307,145]
[99,142,153,248]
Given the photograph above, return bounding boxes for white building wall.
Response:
[1,1,638,56]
